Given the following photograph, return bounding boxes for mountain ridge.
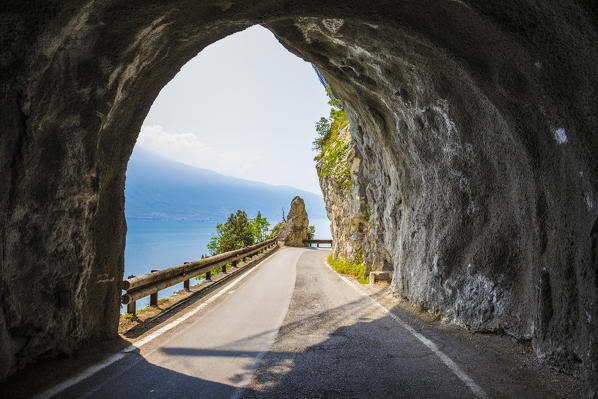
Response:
[125,146,327,223]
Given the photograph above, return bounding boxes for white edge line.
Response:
[323,260,488,399]
[31,352,126,399]
[33,249,278,399]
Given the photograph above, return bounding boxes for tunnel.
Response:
[1,0,597,394]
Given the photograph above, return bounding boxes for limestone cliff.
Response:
[316,124,392,277]
[277,196,309,247]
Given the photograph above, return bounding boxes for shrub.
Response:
[327,253,369,284]
[269,222,285,238]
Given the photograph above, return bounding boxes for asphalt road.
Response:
[48,247,579,398]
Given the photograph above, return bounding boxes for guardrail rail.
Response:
[304,239,333,248]
[122,237,278,314]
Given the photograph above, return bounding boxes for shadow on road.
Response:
[157,290,581,398]
[55,353,236,399]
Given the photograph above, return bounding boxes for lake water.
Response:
[122,217,331,312]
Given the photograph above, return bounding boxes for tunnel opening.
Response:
[1,1,597,394]
[121,25,334,312]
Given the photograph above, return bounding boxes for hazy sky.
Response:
[135,25,331,194]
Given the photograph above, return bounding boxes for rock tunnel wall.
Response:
[269,9,598,390]
[0,0,597,394]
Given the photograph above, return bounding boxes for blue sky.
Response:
[135,25,331,194]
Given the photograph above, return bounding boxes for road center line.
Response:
[323,260,488,399]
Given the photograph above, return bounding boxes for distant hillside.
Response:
[124,147,327,223]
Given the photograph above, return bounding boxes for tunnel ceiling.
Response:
[1,0,597,394]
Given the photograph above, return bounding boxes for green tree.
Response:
[307,225,316,240]
[312,117,331,152]
[312,86,349,158]
[207,210,256,255]
[250,211,271,241]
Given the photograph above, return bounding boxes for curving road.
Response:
[48,248,576,398]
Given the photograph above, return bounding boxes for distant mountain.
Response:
[124,147,327,223]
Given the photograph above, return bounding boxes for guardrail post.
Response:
[127,301,136,315]
[149,270,159,306]
[126,275,137,314]
[222,264,227,273]
[232,260,238,268]
[206,270,211,280]
[183,264,190,290]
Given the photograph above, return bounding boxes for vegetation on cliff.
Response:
[269,221,285,238]
[313,87,351,187]
[313,87,349,156]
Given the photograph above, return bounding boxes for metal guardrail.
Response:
[121,237,278,314]
[304,239,333,247]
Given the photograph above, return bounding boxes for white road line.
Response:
[31,352,126,399]
[33,252,275,399]
[323,261,488,399]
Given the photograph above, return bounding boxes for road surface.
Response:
[47,247,578,398]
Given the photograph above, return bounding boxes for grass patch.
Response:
[327,253,369,284]
[123,312,134,320]
[158,298,169,303]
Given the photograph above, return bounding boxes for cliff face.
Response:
[278,11,598,387]
[1,1,597,393]
[316,126,363,263]
[317,124,394,276]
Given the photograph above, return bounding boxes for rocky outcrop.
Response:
[277,196,309,247]
[316,125,364,262]
[1,1,597,394]
[316,125,394,276]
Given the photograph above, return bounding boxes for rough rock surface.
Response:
[277,13,598,393]
[317,124,394,276]
[315,126,365,266]
[0,1,597,394]
[277,196,309,247]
